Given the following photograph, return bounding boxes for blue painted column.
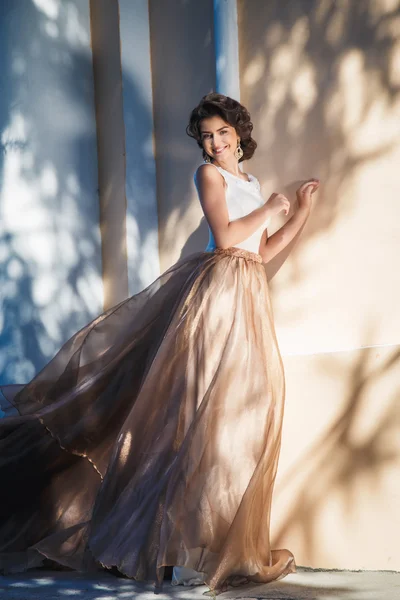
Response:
[213,0,241,100]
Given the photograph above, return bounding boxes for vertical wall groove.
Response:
[90,0,129,309]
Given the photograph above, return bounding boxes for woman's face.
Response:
[199,116,239,162]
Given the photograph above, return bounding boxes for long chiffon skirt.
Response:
[0,246,295,591]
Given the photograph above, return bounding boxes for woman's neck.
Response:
[212,159,242,177]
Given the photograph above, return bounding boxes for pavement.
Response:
[0,568,399,600]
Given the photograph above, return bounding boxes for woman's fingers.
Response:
[298,179,319,194]
[283,199,290,215]
[296,179,319,202]
[277,194,290,215]
[267,192,291,216]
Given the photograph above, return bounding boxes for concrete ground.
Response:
[0,568,399,600]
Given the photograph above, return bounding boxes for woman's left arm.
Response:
[258,179,319,276]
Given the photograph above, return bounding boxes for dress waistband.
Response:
[212,247,263,264]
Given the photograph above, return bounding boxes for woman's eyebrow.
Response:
[200,126,227,134]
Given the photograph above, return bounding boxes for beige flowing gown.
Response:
[0,164,295,592]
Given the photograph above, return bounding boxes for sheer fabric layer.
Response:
[0,247,294,591]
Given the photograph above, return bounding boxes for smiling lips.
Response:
[213,146,228,155]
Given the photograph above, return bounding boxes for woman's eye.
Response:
[221,130,228,135]
[203,134,211,140]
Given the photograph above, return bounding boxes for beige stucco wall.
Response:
[239,0,400,570]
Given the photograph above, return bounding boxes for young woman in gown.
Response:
[0,93,319,593]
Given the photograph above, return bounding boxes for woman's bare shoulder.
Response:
[195,163,226,188]
[195,163,217,179]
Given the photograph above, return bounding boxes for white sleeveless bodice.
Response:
[194,164,270,254]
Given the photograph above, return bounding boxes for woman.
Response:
[0,93,318,593]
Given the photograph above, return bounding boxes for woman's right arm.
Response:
[196,164,289,249]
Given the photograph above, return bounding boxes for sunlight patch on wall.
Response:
[138,229,160,285]
[243,54,264,87]
[64,1,90,48]
[370,0,400,21]
[43,20,59,38]
[32,0,60,21]
[289,62,317,135]
[125,212,140,265]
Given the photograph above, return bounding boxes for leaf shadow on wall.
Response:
[238,0,400,291]
[0,0,102,384]
[272,341,400,566]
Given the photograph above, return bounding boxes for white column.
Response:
[118,0,160,295]
[213,0,241,100]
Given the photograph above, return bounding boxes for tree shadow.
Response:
[238,0,400,287]
[0,0,165,384]
[272,341,400,565]
[234,4,400,565]
[0,0,102,384]
[3,568,399,599]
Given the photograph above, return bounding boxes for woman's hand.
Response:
[296,178,320,212]
[264,192,291,217]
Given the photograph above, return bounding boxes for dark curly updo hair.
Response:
[186,93,257,163]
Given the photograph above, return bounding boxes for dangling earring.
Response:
[204,153,211,163]
[234,140,244,160]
